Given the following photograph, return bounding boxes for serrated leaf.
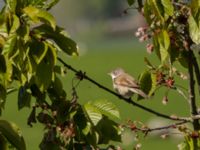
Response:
[23,6,56,29]
[0,120,26,150]
[127,0,135,6]
[90,99,120,120]
[84,103,102,126]
[188,14,200,44]
[18,86,31,110]
[33,24,78,56]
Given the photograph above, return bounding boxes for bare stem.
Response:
[58,57,189,122]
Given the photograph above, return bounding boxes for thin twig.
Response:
[127,120,188,133]
[58,57,190,122]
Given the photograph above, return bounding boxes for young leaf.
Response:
[84,103,102,126]
[23,6,56,29]
[0,120,26,150]
[89,99,120,120]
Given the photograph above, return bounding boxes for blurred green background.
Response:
[1,0,191,149]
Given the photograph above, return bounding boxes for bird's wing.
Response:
[114,73,139,88]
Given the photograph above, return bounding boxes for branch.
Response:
[127,120,188,133]
[191,51,200,95]
[188,50,200,130]
[58,57,190,122]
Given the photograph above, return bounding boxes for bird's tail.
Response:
[130,88,148,99]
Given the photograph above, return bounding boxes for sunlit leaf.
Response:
[188,14,200,44]
[90,99,120,120]
[23,6,56,29]
[10,14,20,33]
[6,0,17,12]
[0,120,26,150]
[158,30,170,63]
[84,103,102,126]
[161,0,174,18]
[2,34,17,54]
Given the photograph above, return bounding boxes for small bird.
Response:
[108,68,148,99]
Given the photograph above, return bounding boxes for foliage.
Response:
[0,0,121,149]
[127,0,200,149]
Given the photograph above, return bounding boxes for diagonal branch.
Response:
[58,57,190,122]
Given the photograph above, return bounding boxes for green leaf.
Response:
[0,134,8,150]
[2,34,17,54]
[161,0,174,18]
[96,117,121,144]
[35,61,53,91]
[188,14,200,44]
[158,30,170,63]
[23,6,56,29]
[127,0,135,6]
[18,86,31,110]
[0,120,26,150]
[29,40,48,64]
[10,14,20,34]
[33,24,78,56]
[6,0,17,12]
[89,99,120,120]
[84,103,102,126]
[139,71,157,97]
